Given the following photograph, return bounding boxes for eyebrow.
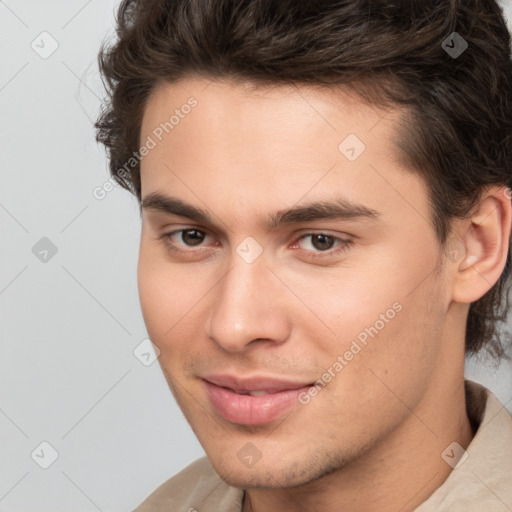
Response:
[140,192,382,230]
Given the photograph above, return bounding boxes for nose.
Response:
[205,253,292,353]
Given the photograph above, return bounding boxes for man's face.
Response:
[137,77,453,487]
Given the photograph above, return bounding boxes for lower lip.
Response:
[204,381,311,425]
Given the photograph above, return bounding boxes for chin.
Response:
[217,466,315,489]
[207,448,347,490]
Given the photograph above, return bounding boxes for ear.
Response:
[450,186,512,304]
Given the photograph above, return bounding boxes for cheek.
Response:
[285,249,443,370]
[278,258,406,343]
[335,273,445,402]
[137,243,217,345]
[306,287,444,434]
[137,246,182,337]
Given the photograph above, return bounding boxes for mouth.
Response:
[229,389,274,396]
[202,374,314,425]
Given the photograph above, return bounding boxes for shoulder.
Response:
[133,456,244,512]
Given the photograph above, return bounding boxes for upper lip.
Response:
[203,374,313,394]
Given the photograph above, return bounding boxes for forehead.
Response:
[139,77,430,231]
[141,76,393,144]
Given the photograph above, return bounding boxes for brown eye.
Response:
[310,234,336,251]
[180,229,205,246]
[294,232,353,260]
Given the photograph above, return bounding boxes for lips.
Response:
[203,374,313,425]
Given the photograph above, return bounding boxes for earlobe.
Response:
[451,186,512,304]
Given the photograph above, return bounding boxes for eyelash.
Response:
[159,228,354,260]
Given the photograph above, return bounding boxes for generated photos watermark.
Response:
[93,97,198,200]
[298,301,403,404]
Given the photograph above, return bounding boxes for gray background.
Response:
[1,1,511,510]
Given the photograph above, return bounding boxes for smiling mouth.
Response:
[203,374,313,393]
[202,377,314,425]
[223,387,307,396]
[233,389,270,396]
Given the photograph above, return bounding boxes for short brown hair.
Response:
[95,0,512,360]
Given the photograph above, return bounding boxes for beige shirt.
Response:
[134,380,512,511]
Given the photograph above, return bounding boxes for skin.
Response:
[137,76,511,512]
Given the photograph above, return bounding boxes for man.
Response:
[95,0,512,510]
